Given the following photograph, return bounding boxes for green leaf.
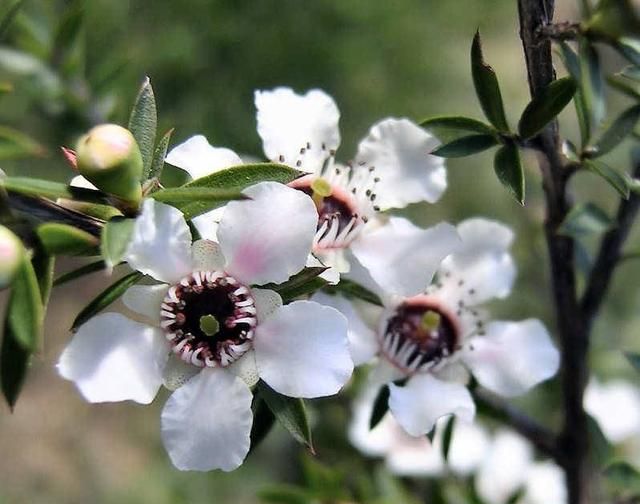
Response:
[604,461,640,495]
[258,485,312,504]
[324,278,383,307]
[370,384,390,429]
[585,160,630,199]
[431,134,499,158]
[100,217,135,269]
[150,186,246,212]
[53,259,107,287]
[36,222,98,256]
[71,271,143,331]
[587,414,614,467]
[0,125,45,160]
[1,316,30,410]
[7,257,43,352]
[420,115,496,137]
[32,247,54,306]
[471,31,509,131]
[607,75,640,100]
[518,77,577,139]
[616,37,640,67]
[261,267,328,303]
[625,352,640,373]
[129,77,157,180]
[249,394,276,454]
[558,42,591,146]
[558,203,612,238]
[494,143,525,205]
[148,128,173,181]
[0,176,71,200]
[257,381,314,453]
[580,40,605,132]
[441,415,456,462]
[0,0,24,41]
[176,163,303,218]
[592,104,640,157]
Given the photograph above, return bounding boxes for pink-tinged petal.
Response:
[438,218,516,305]
[161,367,252,471]
[388,374,475,436]
[254,300,353,398]
[122,283,168,323]
[584,378,640,443]
[218,182,317,285]
[462,319,559,397]
[355,118,446,209]
[57,313,168,404]
[165,135,243,180]
[311,291,379,365]
[191,239,226,271]
[352,217,461,298]
[255,87,340,173]
[125,199,193,284]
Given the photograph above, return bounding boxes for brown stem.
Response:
[517,1,590,503]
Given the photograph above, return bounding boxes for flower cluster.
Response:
[57,87,560,473]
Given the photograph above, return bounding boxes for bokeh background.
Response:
[1,0,639,502]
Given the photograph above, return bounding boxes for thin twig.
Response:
[473,389,559,460]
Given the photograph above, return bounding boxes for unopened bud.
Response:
[76,124,143,206]
[0,225,24,288]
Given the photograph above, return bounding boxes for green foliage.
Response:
[36,222,98,255]
[261,267,328,303]
[0,125,44,160]
[100,217,135,269]
[324,278,383,307]
[370,384,390,430]
[256,381,314,453]
[441,416,456,463]
[518,77,577,139]
[148,128,173,182]
[6,255,42,352]
[584,159,631,199]
[558,203,612,238]
[471,31,509,132]
[590,104,640,157]
[431,134,499,158]
[71,271,143,331]
[129,77,158,180]
[493,143,524,205]
[53,259,107,287]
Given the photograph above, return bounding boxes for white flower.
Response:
[165,87,447,280]
[57,182,353,472]
[314,217,560,437]
[349,385,490,477]
[584,377,640,444]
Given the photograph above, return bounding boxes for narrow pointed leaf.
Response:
[493,144,525,204]
[7,257,43,352]
[558,42,591,145]
[585,160,631,199]
[0,0,24,41]
[249,394,276,454]
[0,177,70,200]
[100,217,135,269]
[53,259,107,287]
[558,203,612,238]
[148,128,173,181]
[580,40,605,132]
[261,267,328,302]
[1,317,30,410]
[325,278,383,307]
[71,271,143,331]
[370,384,390,430]
[257,381,314,453]
[36,222,99,256]
[471,31,509,131]
[592,104,640,157]
[616,37,640,66]
[607,75,640,100]
[431,134,499,158]
[150,186,246,217]
[626,352,640,373]
[129,77,157,179]
[441,416,456,462]
[420,115,496,136]
[0,125,45,160]
[177,163,303,218]
[518,77,577,139]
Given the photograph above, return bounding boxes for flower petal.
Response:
[475,429,533,504]
[462,319,559,397]
[165,135,243,180]
[251,288,283,323]
[388,374,475,436]
[191,207,225,242]
[523,461,567,504]
[254,300,353,398]
[218,181,317,285]
[355,118,446,209]
[70,175,97,189]
[584,378,640,443]
[311,291,379,365]
[57,313,168,404]
[122,283,168,322]
[447,421,491,476]
[161,367,252,471]
[255,87,340,173]
[162,354,200,391]
[228,350,260,388]
[438,218,515,305]
[351,218,461,297]
[125,199,193,284]
[191,239,226,271]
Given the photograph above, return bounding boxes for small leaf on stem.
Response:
[493,143,525,205]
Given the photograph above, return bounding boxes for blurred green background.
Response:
[1,0,640,503]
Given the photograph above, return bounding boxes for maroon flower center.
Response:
[160,271,256,368]
[379,296,460,374]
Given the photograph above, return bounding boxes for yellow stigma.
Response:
[310,177,332,206]
[199,314,219,336]
[421,310,441,332]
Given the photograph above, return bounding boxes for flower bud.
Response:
[0,225,24,288]
[75,124,143,206]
